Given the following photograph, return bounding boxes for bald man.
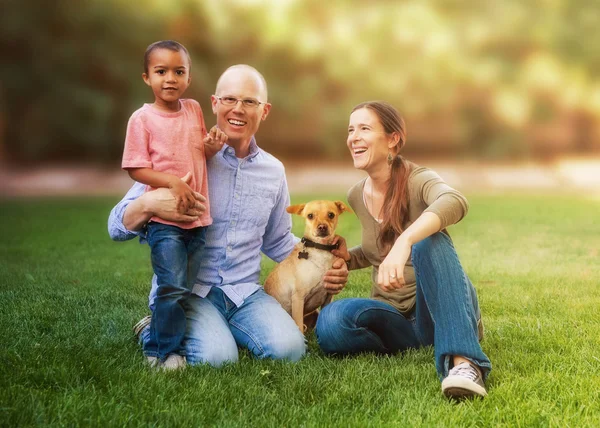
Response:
[108,65,349,367]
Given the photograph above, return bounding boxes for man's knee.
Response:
[185,339,239,367]
[260,329,306,362]
[183,294,238,367]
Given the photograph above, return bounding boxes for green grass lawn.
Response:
[1,193,599,426]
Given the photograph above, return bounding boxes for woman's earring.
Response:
[387,152,393,165]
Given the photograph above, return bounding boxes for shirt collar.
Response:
[221,137,261,162]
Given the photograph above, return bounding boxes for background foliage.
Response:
[1,0,600,164]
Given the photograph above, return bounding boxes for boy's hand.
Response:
[204,126,228,158]
[168,176,197,213]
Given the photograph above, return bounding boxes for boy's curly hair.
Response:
[144,40,191,74]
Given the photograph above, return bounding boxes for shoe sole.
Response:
[133,315,152,339]
[477,317,484,342]
[442,378,487,399]
[161,355,187,371]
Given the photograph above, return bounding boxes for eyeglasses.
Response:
[214,96,266,109]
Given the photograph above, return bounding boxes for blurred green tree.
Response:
[0,0,598,164]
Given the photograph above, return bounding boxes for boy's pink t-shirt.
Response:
[122,99,211,229]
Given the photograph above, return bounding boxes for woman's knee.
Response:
[412,232,451,265]
[316,299,362,354]
[316,301,347,337]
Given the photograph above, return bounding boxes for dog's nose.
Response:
[317,224,329,236]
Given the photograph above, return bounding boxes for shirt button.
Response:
[234,193,240,199]
[230,221,236,227]
[218,269,223,275]
[227,246,232,252]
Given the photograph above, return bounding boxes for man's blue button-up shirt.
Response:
[108,138,299,309]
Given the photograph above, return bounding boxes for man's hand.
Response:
[149,172,206,221]
[204,126,229,159]
[122,172,207,232]
[322,257,349,295]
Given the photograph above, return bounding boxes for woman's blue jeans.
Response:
[315,232,491,380]
[145,222,206,360]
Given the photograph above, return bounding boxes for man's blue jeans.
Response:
[145,222,206,360]
[140,287,306,365]
[315,232,491,380]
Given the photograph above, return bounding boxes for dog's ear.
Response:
[334,201,353,214]
[286,204,306,215]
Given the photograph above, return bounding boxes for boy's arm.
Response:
[127,168,197,213]
[203,126,228,159]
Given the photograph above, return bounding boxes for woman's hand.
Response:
[322,257,349,295]
[331,235,350,263]
[378,235,412,291]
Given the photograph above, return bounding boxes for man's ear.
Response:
[261,103,272,121]
[286,204,305,215]
[211,95,219,114]
[334,201,353,214]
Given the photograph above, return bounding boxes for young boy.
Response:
[122,40,227,369]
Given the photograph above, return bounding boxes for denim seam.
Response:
[411,253,437,328]
[230,320,265,356]
[352,306,400,325]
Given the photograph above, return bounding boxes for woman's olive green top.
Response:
[346,166,469,314]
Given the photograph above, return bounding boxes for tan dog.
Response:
[264,200,352,332]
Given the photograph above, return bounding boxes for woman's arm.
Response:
[377,211,441,291]
[331,237,372,271]
[378,168,468,290]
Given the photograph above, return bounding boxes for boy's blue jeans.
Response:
[145,222,206,360]
[316,232,491,381]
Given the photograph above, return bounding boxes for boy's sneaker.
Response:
[146,356,160,368]
[442,361,487,399]
[133,315,151,342]
[161,354,186,371]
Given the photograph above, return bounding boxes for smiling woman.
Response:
[318,100,491,400]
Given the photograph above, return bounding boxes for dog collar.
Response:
[298,237,339,259]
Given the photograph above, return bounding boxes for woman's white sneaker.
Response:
[442,361,487,399]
